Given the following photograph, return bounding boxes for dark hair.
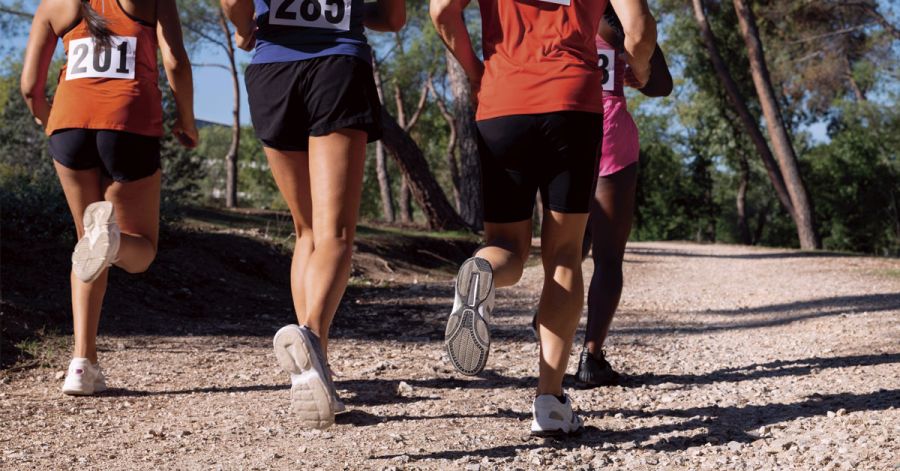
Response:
[80,0,112,49]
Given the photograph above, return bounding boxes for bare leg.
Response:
[266,129,366,355]
[584,163,637,354]
[265,149,313,325]
[536,211,590,396]
[476,220,532,288]
[55,164,161,363]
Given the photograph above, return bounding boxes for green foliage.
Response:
[806,103,900,255]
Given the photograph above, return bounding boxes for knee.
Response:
[591,251,624,281]
[119,250,156,274]
[313,235,354,263]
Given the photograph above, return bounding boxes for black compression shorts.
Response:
[476,111,603,223]
[49,129,161,182]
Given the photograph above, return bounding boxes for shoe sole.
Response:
[273,326,335,429]
[530,427,584,438]
[445,258,493,376]
[72,201,116,283]
[61,376,106,396]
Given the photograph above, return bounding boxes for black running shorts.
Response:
[476,111,603,223]
[245,55,383,151]
[49,129,161,182]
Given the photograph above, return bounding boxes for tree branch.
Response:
[0,7,32,18]
[404,75,431,132]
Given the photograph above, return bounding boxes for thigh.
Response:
[104,170,161,249]
[265,148,313,233]
[96,131,161,183]
[539,112,603,215]
[541,210,591,264]
[307,129,368,241]
[476,116,540,224]
[591,163,638,263]
[53,161,106,238]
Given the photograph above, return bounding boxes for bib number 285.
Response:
[271,0,351,31]
[66,36,137,81]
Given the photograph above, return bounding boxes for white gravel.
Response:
[2,241,898,470]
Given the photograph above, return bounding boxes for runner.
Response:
[220,0,405,429]
[431,0,658,436]
[20,0,197,396]
[577,5,673,388]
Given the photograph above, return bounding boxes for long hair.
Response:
[80,0,112,49]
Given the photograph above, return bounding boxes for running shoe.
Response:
[61,358,107,396]
[530,393,584,437]
[72,201,120,283]
[273,325,337,429]
[444,257,495,376]
[575,348,621,387]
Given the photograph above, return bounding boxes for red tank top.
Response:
[46,0,163,137]
[476,0,608,121]
[596,35,625,97]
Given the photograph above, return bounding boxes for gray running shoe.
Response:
[273,325,337,429]
[444,257,495,376]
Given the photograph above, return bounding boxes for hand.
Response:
[234,25,257,52]
[173,119,199,148]
[624,61,651,89]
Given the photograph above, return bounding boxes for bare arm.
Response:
[20,1,60,127]
[365,0,406,32]
[608,0,657,87]
[157,0,197,147]
[430,0,482,95]
[221,0,256,50]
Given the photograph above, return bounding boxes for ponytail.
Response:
[80,0,112,49]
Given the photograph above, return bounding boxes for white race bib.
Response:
[597,48,615,92]
[539,0,571,5]
[269,0,351,31]
[66,36,137,80]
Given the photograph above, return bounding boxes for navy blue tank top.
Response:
[252,0,370,64]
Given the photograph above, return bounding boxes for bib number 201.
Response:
[271,0,351,31]
[66,36,137,81]
[597,49,615,92]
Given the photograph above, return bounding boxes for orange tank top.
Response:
[46,0,163,137]
[476,0,608,121]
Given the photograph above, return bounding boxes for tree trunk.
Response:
[754,200,770,244]
[375,142,395,222]
[218,9,239,208]
[843,56,867,102]
[379,109,469,231]
[691,0,794,221]
[398,179,413,223]
[736,153,752,245]
[446,52,483,229]
[732,0,820,249]
[430,80,462,211]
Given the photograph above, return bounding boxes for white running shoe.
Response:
[444,257,495,376]
[273,325,337,429]
[61,358,107,396]
[72,201,120,283]
[531,393,584,437]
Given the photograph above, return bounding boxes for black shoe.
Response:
[575,348,621,388]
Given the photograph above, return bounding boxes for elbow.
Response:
[220,0,240,12]
[163,49,191,76]
[623,16,658,51]
[429,0,456,26]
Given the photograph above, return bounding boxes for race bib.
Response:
[597,48,615,92]
[66,36,137,80]
[539,0,571,5]
[269,0,351,31]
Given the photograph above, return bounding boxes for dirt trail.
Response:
[2,242,899,470]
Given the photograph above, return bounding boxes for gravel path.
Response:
[2,242,899,470]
